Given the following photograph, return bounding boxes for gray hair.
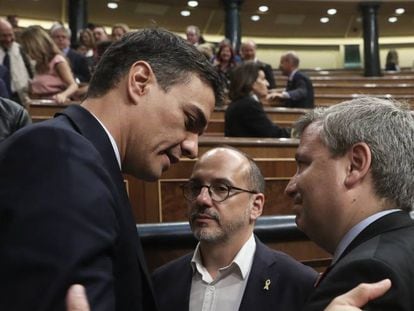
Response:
[294,97,414,212]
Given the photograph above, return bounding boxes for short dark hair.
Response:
[87,28,224,106]
[228,61,262,100]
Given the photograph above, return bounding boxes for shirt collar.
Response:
[191,234,256,280]
[332,209,400,264]
[90,113,122,169]
[288,69,298,81]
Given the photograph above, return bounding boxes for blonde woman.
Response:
[20,26,78,104]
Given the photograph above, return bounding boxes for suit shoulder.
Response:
[153,253,193,280]
[257,242,318,279]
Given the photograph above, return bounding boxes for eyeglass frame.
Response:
[180,180,259,203]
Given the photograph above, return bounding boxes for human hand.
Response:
[66,284,90,311]
[324,279,391,311]
[54,93,67,104]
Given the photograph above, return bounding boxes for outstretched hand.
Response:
[324,279,391,311]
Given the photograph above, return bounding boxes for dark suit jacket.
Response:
[67,48,91,83]
[304,211,414,311]
[257,60,276,89]
[283,70,314,108]
[0,105,157,311]
[225,95,290,138]
[152,238,317,311]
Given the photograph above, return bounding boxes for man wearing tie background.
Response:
[0,19,32,105]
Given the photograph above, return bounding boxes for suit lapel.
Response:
[56,105,155,297]
[338,211,413,264]
[316,211,414,288]
[239,238,279,311]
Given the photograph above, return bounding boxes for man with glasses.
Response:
[152,146,317,311]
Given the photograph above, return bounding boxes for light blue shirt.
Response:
[332,209,400,265]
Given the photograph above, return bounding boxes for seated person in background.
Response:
[111,23,130,41]
[152,146,318,311]
[225,61,290,138]
[213,41,238,90]
[51,25,91,84]
[240,40,275,89]
[0,97,31,141]
[20,26,78,104]
[268,51,314,108]
[385,49,400,72]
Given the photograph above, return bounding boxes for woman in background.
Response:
[20,26,78,104]
[111,23,130,41]
[225,61,290,138]
[213,40,238,90]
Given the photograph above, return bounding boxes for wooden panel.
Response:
[211,106,308,122]
[199,137,298,158]
[314,83,414,95]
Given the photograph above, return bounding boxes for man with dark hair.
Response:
[153,146,317,311]
[269,51,314,108]
[286,97,414,310]
[0,28,224,311]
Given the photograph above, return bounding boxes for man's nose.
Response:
[195,186,213,205]
[284,176,297,197]
[181,133,198,159]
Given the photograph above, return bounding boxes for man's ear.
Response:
[344,142,372,188]
[127,61,154,104]
[250,193,264,221]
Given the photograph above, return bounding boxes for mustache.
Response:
[190,209,220,223]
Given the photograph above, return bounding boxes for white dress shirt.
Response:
[189,234,256,311]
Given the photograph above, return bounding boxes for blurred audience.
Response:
[225,61,290,138]
[240,40,275,89]
[111,23,130,41]
[268,51,314,108]
[78,28,95,58]
[0,19,33,105]
[185,25,205,46]
[213,41,238,90]
[92,26,109,43]
[20,26,78,104]
[385,49,400,72]
[51,25,91,84]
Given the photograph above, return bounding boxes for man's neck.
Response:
[199,230,252,279]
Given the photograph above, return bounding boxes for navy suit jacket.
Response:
[304,211,414,311]
[152,238,317,311]
[0,105,157,311]
[284,71,314,108]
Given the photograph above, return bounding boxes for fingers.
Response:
[325,279,391,311]
[66,284,90,311]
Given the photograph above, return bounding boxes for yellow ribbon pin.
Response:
[263,279,271,290]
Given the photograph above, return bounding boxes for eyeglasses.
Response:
[181,180,258,203]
